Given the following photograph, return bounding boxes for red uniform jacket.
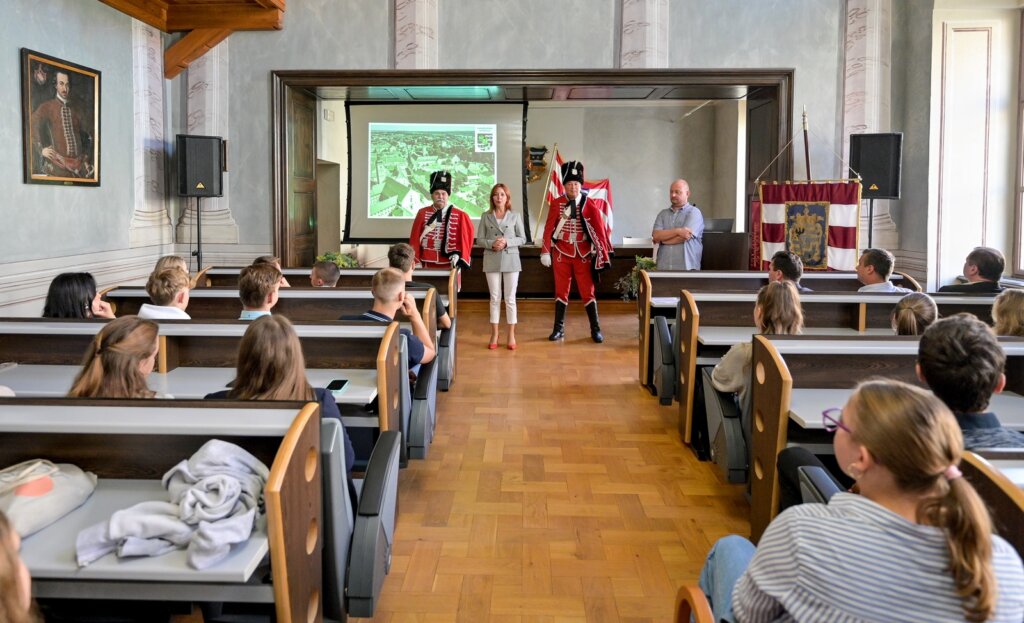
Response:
[409,205,475,269]
[542,192,612,272]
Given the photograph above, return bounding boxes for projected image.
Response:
[368,123,497,219]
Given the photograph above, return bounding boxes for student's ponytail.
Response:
[918,471,996,623]
[850,380,999,623]
[67,335,106,398]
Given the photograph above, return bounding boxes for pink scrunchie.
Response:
[943,465,963,481]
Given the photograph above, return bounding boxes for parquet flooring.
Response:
[352,300,749,623]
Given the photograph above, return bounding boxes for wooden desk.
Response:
[106,287,444,322]
[201,267,459,320]
[747,335,1024,543]
[644,269,913,294]
[0,399,319,615]
[788,388,1024,430]
[0,319,403,435]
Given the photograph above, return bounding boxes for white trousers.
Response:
[485,271,519,324]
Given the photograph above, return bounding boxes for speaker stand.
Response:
[192,197,204,270]
[868,198,876,248]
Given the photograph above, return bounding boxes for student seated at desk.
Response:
[711,282,803,408]
[779,312,1024,512]
[993,289,1024,337]
[137,268,191,320]
[237,263,281,321]
[0,511,36,623]
[856,248,912,293]
[253,254,290,288]
[703,380,1024,623]
[205,315,355,475]
[919,314,1024,449]
[310,260,341,287]
[388,242,452,330]
[42,272,114,320]
[67,316,159,399]
[344,268,436,372]
[938,246,1005,294]
[768,251,812,293]
[891,292,936,336]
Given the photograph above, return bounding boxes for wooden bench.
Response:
[637,269,928,393]
[111,281,462,392]
[1,399,321,621]
[747,335,1024,542]
[654,287,999,413]
[0,318,404,438]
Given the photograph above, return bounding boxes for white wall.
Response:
[524,103,718,244]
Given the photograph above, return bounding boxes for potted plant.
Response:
[316,251,359,268]
[613,255,656,301]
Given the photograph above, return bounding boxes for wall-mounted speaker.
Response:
[849,133,902,200]
[176,134,223,197]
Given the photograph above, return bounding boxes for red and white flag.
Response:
[758,181,861,271]
[545,150,614,236]
[545,151,565,206]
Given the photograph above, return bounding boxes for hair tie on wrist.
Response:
[943,464,962,481]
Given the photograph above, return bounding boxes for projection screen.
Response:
[346,103,526,242]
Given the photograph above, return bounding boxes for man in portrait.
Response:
[31,69,94,179]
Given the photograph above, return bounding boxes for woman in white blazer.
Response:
[477,183,526,349]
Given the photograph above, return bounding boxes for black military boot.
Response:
[548,301,567,340]
[585,301,604,343]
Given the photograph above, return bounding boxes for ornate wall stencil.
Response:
[395,0,438,69]
[620,0,668,68]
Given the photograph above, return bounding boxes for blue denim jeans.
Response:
[698,535,757,623]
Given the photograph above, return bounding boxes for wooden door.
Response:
[286,87,317,267]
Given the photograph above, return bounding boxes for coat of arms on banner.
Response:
[755,181,861,271]
[787,203,828,269]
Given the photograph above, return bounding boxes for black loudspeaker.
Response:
[177,134,223,197]
[849,133,902,199]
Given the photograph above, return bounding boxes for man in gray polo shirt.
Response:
[652,179,704,270]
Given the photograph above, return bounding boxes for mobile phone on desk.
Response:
[326,379,349,394]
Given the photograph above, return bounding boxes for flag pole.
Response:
[802,107,811,180]
[532,143,559,241]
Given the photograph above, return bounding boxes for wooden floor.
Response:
[355,300,749,623]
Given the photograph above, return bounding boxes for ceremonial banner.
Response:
[757,181,861,271]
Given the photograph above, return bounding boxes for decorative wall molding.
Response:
[895,248,927,284]
[176,39,238,245]
[172,243,272,268]
[842,0,899,251]
[129,20,174,248]
[394,0,438,70]
[0,247,167,316]
[619,0,669,69]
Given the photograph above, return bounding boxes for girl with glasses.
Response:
[699,379,1024,622]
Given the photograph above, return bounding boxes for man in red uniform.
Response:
[409,170,475,270]
[540,160,612,343]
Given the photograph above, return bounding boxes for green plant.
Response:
[316,251,359,268]
[613,255,657,301]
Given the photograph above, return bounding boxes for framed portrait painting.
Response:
[21,49,101,186]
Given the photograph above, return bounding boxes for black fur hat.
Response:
[429,170,452,194]
[560,160,584,184]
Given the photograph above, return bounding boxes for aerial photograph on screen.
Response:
[368,122,497,219]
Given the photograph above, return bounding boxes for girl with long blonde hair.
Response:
[711,281,803,406]
[68,316,159,398]
[205,315,354,473]
[992,289,1024,337]
[700,380,1024,622]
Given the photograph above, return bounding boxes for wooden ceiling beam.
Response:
[99,0,169,30]
[166,6,283,31]
[164,28,232,79]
